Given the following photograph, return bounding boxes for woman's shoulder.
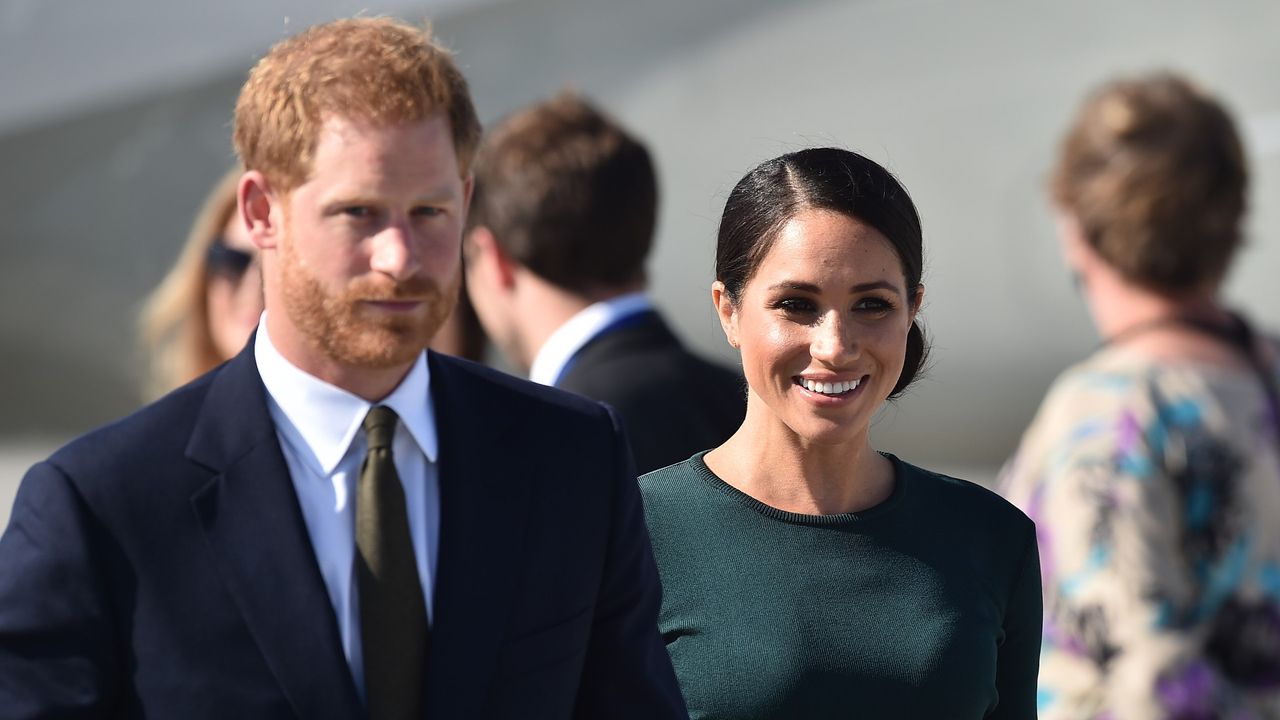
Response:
[1007,349,1177,462]
[891,457,1037,581]
[639,452,719,511]
[640,452,708,488]
[894,456,1034,536]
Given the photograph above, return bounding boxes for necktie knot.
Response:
[363,405,398,451]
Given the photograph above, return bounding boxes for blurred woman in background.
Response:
[642,147,1041,718]
[140,166,261,398]
[1001,73,1280,719]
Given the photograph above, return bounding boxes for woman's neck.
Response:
[1084,267,1240,366]
[1085,260,1223,338]
[705,402,894,516]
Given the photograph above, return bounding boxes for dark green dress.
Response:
[639,452,1041,719]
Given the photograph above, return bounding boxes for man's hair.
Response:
[1051,72,1248,293]
[234,17,481,194]
[468,92,657,294]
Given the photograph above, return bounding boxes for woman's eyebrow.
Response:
[850,280,903,295]
[766,280,903,294]
[767,280,820,293]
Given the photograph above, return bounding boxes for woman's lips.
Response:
[793,374,869,404]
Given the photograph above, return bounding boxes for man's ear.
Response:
[465,225,517,292]
[711,281,740,350]
[239,170,282,250]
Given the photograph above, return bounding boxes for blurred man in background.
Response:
[464,93,745,473]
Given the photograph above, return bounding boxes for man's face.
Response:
[273,114,470,370]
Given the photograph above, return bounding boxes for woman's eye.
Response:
[774,298,817,314]
[855,297,893,312]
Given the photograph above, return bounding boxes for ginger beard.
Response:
[277,214,460,369]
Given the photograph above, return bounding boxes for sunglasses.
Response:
[206,237,256,280]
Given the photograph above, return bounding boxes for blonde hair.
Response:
[233,16,481,195]
[139,166,242,398]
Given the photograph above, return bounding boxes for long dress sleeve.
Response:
[990,523,1043,719]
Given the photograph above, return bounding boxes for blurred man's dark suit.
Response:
[0,341,686,719]
[557,310,745,474]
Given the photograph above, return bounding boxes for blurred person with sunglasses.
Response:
[140,166,263,398]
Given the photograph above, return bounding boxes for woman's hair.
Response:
[1051,72,1248,293]
[716,147,928,398]
[139,166,242,398]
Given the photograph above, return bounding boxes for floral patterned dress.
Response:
[1001,342,1280,720]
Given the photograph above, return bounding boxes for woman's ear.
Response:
[1056,209,1107,295]
[1055,210,1091,273]
[712,281,740,349]
[909,284,925,324]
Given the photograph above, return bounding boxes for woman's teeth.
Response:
[800,378,860,395]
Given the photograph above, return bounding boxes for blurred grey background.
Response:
[3,0,1280,526]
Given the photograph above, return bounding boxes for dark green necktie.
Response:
[356,405,428,720]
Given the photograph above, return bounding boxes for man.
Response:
[0,18,685,719]
[463,94,745,474]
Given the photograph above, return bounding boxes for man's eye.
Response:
[343,206,375,219]
[412,206,443,218]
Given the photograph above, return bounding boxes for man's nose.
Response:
[369,222,422,281]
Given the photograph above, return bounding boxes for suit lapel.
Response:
[186,343,362,720]
[425,354,534,714]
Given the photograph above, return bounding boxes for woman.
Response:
[140,166,262,398]
[641,148,1041,718]
[1000,73,1280,719]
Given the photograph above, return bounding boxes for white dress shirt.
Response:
[528,292,654,387]
[254,315,440,698]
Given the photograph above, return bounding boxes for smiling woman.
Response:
[639,148,1042,719]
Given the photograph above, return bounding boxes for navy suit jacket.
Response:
[0,343,687,719]
[558,311,745,474]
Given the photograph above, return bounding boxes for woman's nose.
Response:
[810,313,856,364]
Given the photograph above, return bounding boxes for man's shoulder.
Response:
[564,324,743,399]
[48,372,217,475]
[29,371,225,522]
[431,352,614,423]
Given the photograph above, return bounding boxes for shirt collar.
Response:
[254,313,438,474]
[528,292,654,386]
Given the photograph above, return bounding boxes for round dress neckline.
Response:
[688,449,912,526]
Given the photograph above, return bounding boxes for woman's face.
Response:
[715,208,921,446]
[206,214,264,360]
